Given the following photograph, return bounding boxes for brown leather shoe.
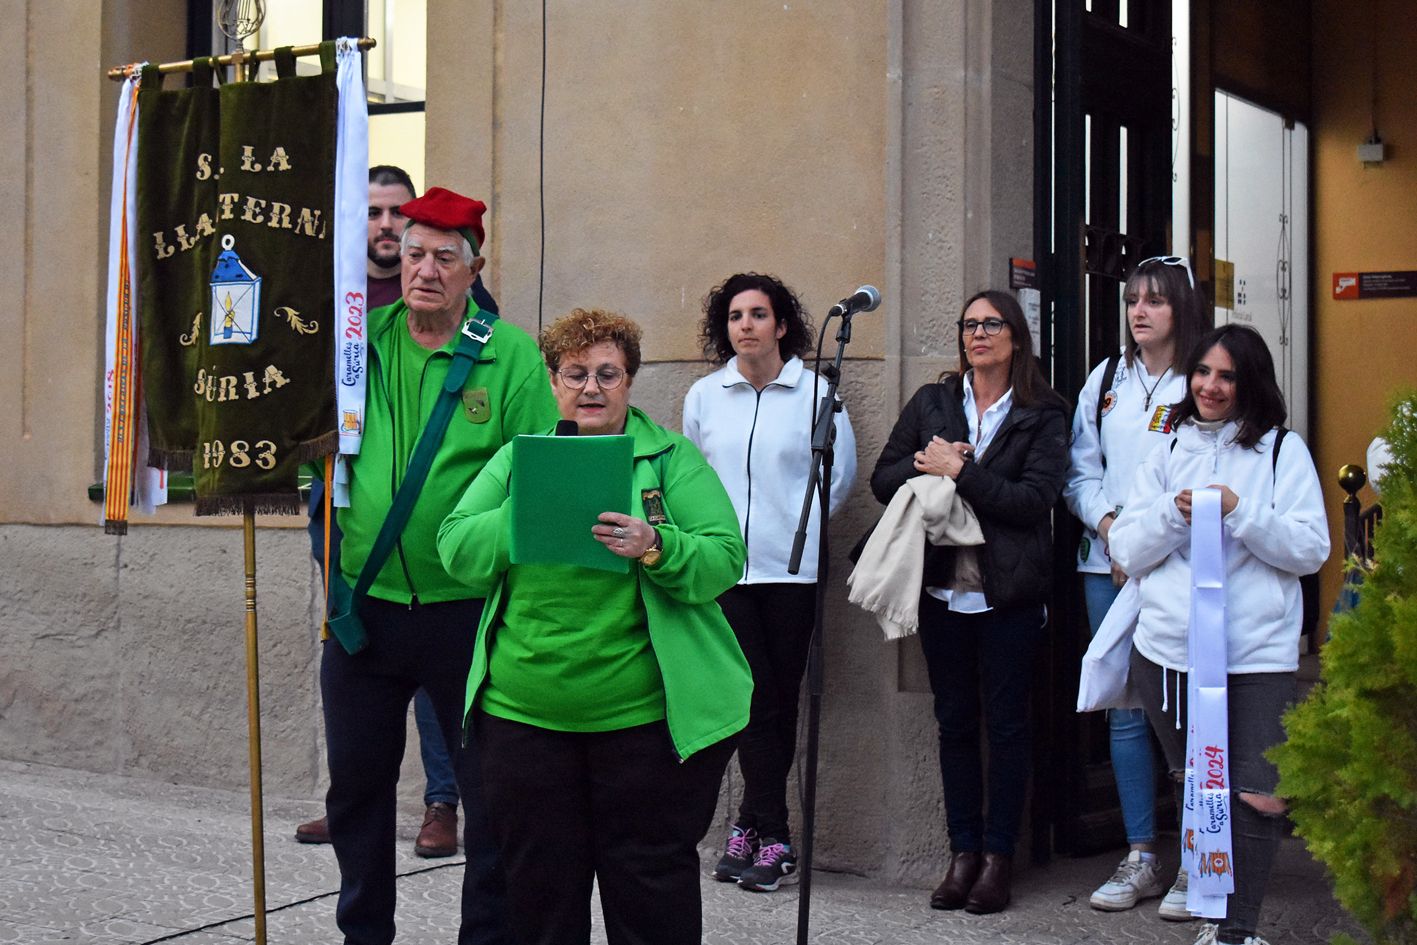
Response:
[414,802,459,858]
[930,850,981,910]
[294,814,331,844]
[964,852,1013,914]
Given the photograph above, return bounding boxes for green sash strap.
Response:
[327,310,501,654]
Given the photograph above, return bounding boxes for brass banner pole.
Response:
[106,37,376,81]
[243,509,268,945]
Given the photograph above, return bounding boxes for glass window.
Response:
[206,0,427,191]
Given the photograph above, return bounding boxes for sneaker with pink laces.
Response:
[738,838,798,892]
[712,825,758,882]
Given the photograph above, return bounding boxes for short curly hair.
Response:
[699,272,813,365]
[539,308,644,376]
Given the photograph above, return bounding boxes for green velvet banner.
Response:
[137,60,219,469]
[138,47,339,515]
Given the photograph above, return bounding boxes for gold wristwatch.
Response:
[639,530,663,567]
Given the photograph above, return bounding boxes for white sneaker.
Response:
[1089,850,1166,911]
[1193,924,1272,945]
[1192,923,1219,945]
[1160,868,1198,921]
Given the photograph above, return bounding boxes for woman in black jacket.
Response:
[870,289,1068,915]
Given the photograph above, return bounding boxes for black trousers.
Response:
[321,596,508,945]
[917,594,1046,856]
[715,582,816,841]
[476,712,735,945]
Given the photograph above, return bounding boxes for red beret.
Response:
[400,186,487,253]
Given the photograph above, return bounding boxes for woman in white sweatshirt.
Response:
[1108,324,1329,945]
[683,272,857,893]
[1064,256,1207,916]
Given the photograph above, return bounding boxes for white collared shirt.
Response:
[928,371,1014,613]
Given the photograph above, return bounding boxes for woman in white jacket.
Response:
[683,272,857,893]
[1064,256,1207,916]
[1109,324,1329,945]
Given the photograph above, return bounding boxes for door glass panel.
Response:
[1214,91,1311,437]
[220,0,428,194]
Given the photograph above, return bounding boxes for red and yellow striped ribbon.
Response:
[104,76,142,534]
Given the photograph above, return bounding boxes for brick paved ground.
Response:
[0,760,1361,944]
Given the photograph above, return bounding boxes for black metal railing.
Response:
[1338,464,1384,566]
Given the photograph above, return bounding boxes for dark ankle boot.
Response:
[930,850,981,910]
[964,852,1012,914]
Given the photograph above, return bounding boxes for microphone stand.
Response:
[787,308,857,945]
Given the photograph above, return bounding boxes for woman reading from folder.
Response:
[437,308,752,945]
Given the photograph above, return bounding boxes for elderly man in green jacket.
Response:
[323,186,556,945]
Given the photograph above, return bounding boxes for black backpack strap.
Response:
[1096,354,1122,468]
[1095,354,1122,432]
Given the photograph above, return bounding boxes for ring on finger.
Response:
[613,526,626,538]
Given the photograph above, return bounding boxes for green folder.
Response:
[509,433,634,573]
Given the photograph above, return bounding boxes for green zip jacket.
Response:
[339,299,558,604]
[437,406,753,759]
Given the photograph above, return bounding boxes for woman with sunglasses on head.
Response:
[1064,255,1209,917]
[1109,324,1328,945]
[870,290,1068,914]
[683,272,858,893]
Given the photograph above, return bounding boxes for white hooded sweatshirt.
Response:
[1108,419,1329,674]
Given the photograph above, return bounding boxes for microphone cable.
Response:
[133,858,467,944]
[537,0,547,333]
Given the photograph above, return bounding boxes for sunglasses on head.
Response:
[1137,255,1195,290]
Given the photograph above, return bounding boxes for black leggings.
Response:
[716,582,817,841]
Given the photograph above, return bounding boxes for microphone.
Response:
[828,284,881,318]
[554,419,578,436]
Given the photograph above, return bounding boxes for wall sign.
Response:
[1333,270,1417,300]
[1009,257,1038,289]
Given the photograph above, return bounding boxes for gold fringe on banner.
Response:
[195,494,304,517]
[148,448,195,472]
[291,430,340,466]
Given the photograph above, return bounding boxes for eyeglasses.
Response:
[958,317,1007,336]
[556,367,627,390]
[1137,255,1195,289]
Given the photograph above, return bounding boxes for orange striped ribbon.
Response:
[104,78,142,533]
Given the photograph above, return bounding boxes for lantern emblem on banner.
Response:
[209,234,262,346]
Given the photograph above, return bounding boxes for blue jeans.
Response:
[415,688,460,807]
[918,595,1045,856]
[1083,573,1158,845]
[310,480,459,810]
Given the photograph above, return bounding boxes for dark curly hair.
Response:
[539,308,643,376]
[1171,323,1287,449]
[698,272,813,366]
